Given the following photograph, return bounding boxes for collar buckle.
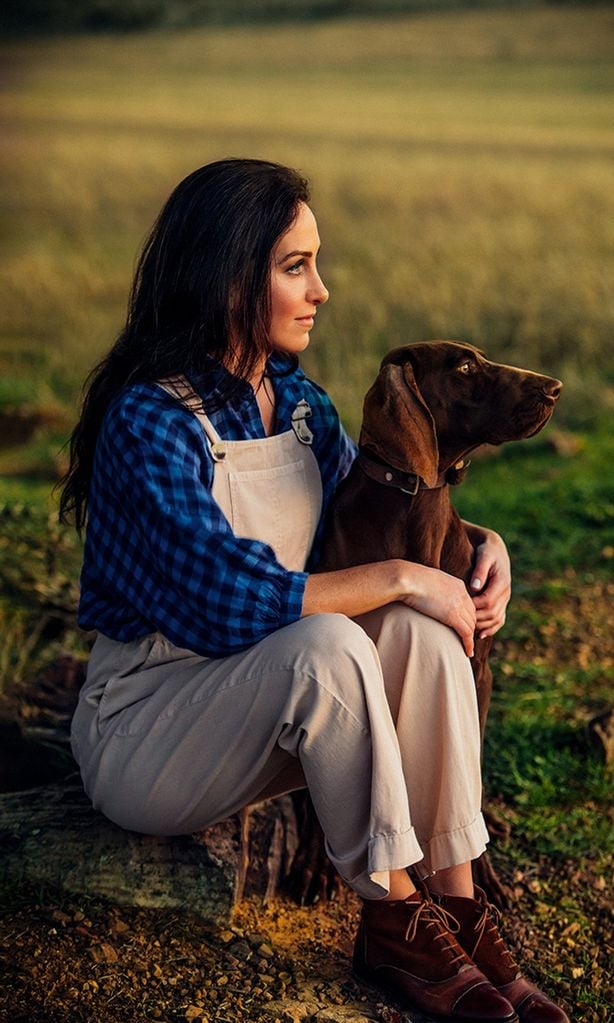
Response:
[400,475,420,496]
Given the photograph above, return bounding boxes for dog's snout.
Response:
[542,377,563,401]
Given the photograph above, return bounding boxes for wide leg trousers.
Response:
[71,605,488,899]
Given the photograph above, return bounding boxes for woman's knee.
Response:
[361,603,474,702]
[411,608,466,660]
[366,602,466,661]
[281,613,382,712]
[299,612,375,658]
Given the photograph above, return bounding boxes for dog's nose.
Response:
[543,378,563,400]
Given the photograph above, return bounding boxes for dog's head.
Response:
[359,341,562,486]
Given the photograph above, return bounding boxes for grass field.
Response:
[0,6,613,1021]
[1,2,613,460]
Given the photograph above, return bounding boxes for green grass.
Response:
[455,430,614,864]
[0,477,60,505]
[453,427,614,578]
[0,502,84,693]
[483,659,612,855]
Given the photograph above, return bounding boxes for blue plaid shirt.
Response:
[78,354,357,657]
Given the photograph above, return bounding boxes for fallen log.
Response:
[0,778,298,924]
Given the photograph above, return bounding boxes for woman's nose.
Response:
[310,271,329,306]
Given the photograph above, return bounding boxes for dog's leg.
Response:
[470,637,511,907]
[472,853,511,909]
[235,806,251,902]
[284,790,340,905]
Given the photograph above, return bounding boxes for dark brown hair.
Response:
[59,158,310,530]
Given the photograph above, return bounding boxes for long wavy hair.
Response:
[58,158,310,531]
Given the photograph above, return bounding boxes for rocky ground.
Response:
[1,576,612,1022]
[1,843,611,1023]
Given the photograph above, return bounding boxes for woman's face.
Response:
[268,203,329,357]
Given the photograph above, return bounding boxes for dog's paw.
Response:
[472,851,511,909]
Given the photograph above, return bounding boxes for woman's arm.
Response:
[462,520,512,639]
[82,391,310,658]
[302,559,477,657]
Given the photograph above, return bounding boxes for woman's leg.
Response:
[72,614,422,899]
[73,612,518,1021]
[353,604,568,1023]
[348,604,518,1021]
[354,602,489,874]
[427,862,475,898]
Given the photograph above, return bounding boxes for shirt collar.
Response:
[192,352,304,408]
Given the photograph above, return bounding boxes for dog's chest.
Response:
[321,467,471,578]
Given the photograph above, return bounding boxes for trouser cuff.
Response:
[343,826,425,899]
[420,812,490,874]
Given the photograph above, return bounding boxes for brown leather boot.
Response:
[353,891,518,1021]
[440,887,570,1023]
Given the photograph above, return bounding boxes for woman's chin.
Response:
[271,335,311,357]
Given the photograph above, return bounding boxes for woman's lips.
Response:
[296,316,315,326]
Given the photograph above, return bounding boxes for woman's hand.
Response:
[302,559,477,658]
[399,563,477,657]
[463,523,512,639]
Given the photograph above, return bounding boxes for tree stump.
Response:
[0,779,299,924]
[1,657,302,923]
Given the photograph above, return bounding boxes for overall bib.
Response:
[71,388,488,899]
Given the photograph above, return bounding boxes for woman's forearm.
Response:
[301,559,478,657]
[301,560,408,619]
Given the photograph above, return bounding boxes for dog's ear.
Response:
[359,363,440,487]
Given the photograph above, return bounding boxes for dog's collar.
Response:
[358,449,470,495]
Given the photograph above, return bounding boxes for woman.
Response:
[61,158,567,1023]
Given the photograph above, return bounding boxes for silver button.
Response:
[385,471,393,482]
[210,443,227,461]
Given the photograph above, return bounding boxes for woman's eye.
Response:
[287,260,304,275]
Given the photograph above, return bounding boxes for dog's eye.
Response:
[458,361,474,375]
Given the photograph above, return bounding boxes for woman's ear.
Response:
[359,362,440,488]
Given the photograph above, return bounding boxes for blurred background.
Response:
[1,0,613,476]
[0,5,613,1019]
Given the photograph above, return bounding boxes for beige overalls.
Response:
[71,389,488,899]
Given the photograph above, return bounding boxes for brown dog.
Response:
[287,341,562,906]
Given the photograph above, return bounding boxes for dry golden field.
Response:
[1,3,613,455]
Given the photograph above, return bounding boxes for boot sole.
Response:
[352,963,519,1023]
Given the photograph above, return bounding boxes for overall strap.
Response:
[290,398,314,445]
[157,378,315,461]
[156,377,227,461]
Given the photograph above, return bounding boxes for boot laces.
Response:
[472,898,518,970]
[404,898,467,969]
